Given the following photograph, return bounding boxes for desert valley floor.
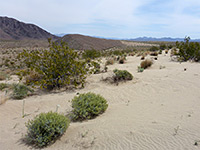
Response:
[1,51,200,150]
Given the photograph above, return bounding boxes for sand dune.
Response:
[1,51,200,150]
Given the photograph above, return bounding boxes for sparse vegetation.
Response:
[140,59,153,69]
[150,52,158,56]
[25,112,69,147]
[82,49,101,59]
[71,92,108,121]
[105,58,115,66]
[12,84,33,99]
[160,43,167,50]
[149,46,159,51]
[0,83,9,91]
[0,72,7,81]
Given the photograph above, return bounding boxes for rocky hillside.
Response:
[0,16,57,40]
[57,34,125,50]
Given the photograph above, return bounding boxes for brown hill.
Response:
[57,34,125,50]
[0,16,58,40]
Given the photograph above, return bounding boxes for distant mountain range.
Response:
[129,37,200,42]
[0,16,58,40]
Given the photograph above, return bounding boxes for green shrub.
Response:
[18,40,95,89]
[82,49,101,59]
[71,92,108,121]
[149,46,159,51]
[140,59,153,69]
[12,84,33,99]
[0,83,9,91]
[113,69,133,81]
[160,44,167,50]
[26,112,69,147]
[176,37,200,61]
[137,66,144,72]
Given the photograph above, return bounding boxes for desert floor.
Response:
[1,51,200,150]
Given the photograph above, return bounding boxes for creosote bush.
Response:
[140,59,153,69]
[12,84,33,99]
[113,69,133,82]
[26,112,69,148]
[18,40,95,90]
[71,92,108,121]
[176,37,200,62]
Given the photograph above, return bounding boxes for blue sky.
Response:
[1,0,200,38]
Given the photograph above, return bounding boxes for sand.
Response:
[1,51,200,150]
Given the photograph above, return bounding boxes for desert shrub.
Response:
[140,59,153,69]
[25,71,43,86]
[0,72,7,81]
[159,50,162,54]
[160,44,167,50]
[149,46,159,51]
[168,44,173,49]
[12,84,33,99]
[92,61,101,74]
[119,57,125,64]
[141,56,145,60]
[113,69,133,81]
[71,92,108,121]
[17,40,95,89]
[82,49,101,59]
[112,50,123,56]
[150,52,158,56]
[137,66,144,72]
[165,50,169,54]
[25,112,69,147]
[0,83,9,91]
[176,37,200,61]
[105,58,115,66]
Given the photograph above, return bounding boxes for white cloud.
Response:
[1,0,200,38]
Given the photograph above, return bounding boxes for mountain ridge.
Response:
[0,16,58,40]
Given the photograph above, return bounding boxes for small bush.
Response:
[0,72,7,81]
[137,66,144,72]
[140,59,153,69]
[150,52,158,56]
[71,92,108,121]
[12,84,33,99]
[141,56,145,60]
[0,83,9,91]
[119,57,125,64]
[82,49,101,59]
[25,71,43,85]
[160,44,167,50]
[165,50,169,54]
[26,112,69,147]
[149,46,159,51]
[113,69,133,81]
[105,58,114,66]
